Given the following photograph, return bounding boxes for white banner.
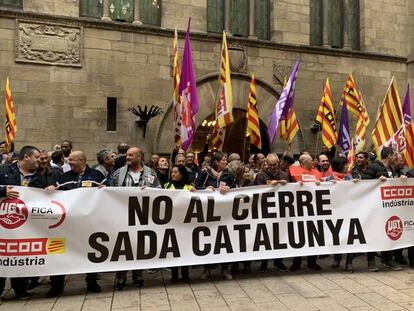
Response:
[1,179,414,277]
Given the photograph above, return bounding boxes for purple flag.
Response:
[403,83,411,126]
[267,59,300,145]
[338,97,351,156]
[178,19,199,151]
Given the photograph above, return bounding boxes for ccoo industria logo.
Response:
[0,198,28,229]
[380,186,414,208]
[385,216,403,241]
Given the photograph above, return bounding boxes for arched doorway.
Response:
[154,72,304,155]
[192,108,270,160]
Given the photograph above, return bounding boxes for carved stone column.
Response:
[225,0,231,35]
[343,0,351,50]
[101,0,111,21]
[249,0,256,39]
[133,0,143,25]
[322,0,329,47]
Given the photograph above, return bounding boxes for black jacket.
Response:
[57,166,106,190]
[39,166,61,187]
[362,160,396,179]
[195,168,236,190]
[0,162,47,196]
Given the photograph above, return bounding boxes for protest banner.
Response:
[1,179,414,277]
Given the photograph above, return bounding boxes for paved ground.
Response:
[2,255,414,311]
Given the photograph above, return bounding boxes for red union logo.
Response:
[381,186,414,200]
[0,238,65,256]
[385,216,403,240]
[0,238,48,256]
[0,198,28,229]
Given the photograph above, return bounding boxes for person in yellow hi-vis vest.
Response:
[164,165,195,282]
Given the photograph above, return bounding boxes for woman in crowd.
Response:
[164,165,195,282]
[195,151,236,280]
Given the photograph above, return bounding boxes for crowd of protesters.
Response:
[0,139,413,302]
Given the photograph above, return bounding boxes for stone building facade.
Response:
[0,0,411,161]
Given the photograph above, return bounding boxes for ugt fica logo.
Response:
[385,216,403,241]
[0,198,28,229]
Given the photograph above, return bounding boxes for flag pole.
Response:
[242,119,248,163]
[314,81,324,157]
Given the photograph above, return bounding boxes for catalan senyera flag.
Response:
[340,74,369,152]
[316,78,337,149]
[405,122,414,168]
[215,31,233,128]
[246,74,261,149]
[371,77,405,158]
[172,28,182,148]
[210,122,226,151]
[5,77,16,151]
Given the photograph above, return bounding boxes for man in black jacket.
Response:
[0,145,46,300]
[46,151,105,297]
[363,146,402,271]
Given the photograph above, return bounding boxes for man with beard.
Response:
[254,153,289,272]
[0,146,46,301]
[317,154,333,179]
[352,151,369,179]
[112,147,161,289]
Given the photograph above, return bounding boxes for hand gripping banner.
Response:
[1,179,414,277]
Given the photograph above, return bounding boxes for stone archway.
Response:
[154,73,304,155]
[192,108,270,160]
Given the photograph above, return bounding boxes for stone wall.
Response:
[0,10,408,161]
[360,0,407,57]
[272,0,310,45]
[24,0,80,17]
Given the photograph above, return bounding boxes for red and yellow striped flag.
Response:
[246,74,261,149]
[404,122,414,168]
[371,77,405,158]
[339,74,369,152]
[172,28,182,148]
[210,122,225,151]
[5,77,16,151]
[216,31,233,128]
[316,79,337,149]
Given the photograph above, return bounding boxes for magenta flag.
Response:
[178,19,199,150]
